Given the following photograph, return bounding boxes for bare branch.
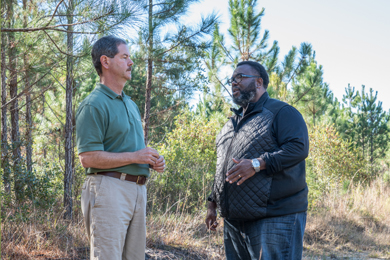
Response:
[2,68,54,108]
[217,37,234,62]
[157,30,203,56]
[18,84,55,111]
[48,71,66,91]
[45,98,65,128]
[1,11,112,33]
[45,0,65,27]
[1,27,97,34]
[44,30,85,58]
[292,80,318,105]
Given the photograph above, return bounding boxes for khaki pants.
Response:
[81,174,147,260]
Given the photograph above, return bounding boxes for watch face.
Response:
[252,159,260,168]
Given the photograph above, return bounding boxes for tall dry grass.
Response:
[1,201,224,259]
[1,206,88,259]
[2,177,390,259]
[305,177,390,258]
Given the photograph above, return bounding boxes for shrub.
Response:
[148,109,225,213]
[307,124,368,208]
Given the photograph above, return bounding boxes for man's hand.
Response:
[205,201,218,231]
[150,155,165,173]
[226,158,256,185]
[134,147,160,166]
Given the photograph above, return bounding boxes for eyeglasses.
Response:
[227,74,261,84]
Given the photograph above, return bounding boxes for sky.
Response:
[184,0,390,111]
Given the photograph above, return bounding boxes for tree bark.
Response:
[64,0,74,220]
[1,16,10,193]
[23,0,32,173]
[8,2,22,200]
[143,0,153,145]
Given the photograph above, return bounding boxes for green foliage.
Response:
[127,30,210,142]
[1,159,63,220]
[1,0,389,229]
[206,0,315,103]
[126,0,217,143]
[147,108,226,213]
[268,42,313,101]
[338,85,390,172]
[227,0,278,63]
[291,59,333,126]
[307,124,368,209]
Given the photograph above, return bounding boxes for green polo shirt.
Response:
[76,83,150,177]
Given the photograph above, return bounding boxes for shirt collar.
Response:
[96,83,125,100]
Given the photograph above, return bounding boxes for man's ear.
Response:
[100,55,109,70]
[256,77,263,88]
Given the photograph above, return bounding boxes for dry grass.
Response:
[2,178,390,259]
[1,204,224,259]
[146,210,225,259]
[304,178,390,259]
[1,206,88,260]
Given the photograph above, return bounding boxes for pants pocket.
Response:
[90,176,106,208]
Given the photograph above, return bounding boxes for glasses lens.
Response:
[235,74,243,83]
[228,74,243,84]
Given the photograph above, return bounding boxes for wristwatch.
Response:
[252,159,261,172]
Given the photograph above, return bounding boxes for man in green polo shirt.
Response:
[76,35,165,260]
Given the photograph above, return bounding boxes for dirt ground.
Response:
[143,246,388,260]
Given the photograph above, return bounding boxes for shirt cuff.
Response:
[260,153,273,175]
[77,144,104,154]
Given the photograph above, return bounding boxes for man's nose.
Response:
[128,58,134,66]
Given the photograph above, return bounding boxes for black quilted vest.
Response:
[211,93,289,220]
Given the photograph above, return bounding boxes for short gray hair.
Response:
[91,35,127,76]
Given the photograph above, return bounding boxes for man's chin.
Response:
[124,74,132,81]
[232,98,246,108]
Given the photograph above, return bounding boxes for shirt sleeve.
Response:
[76,104,105,154]
[260,106,309,174]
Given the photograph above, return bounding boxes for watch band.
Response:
[252,158,261,172]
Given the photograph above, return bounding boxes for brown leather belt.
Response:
[93,171,147,185]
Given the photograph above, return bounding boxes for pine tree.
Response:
[136,0,217,144]
[1,0,11,193]
[205,0,313,103]
[340,85,390,175]
[226,0,278,63]
[291,58,332,125]
[268,42,312,102]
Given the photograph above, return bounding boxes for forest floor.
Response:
[2,180,390,259]
[2,210,389,260]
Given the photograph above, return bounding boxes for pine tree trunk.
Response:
[23,0,32,173]
[313,112,316,126]
[42,93,46,159]
[26,93,32,172]
[64,0,74,220]
[143,0,153,145]
[362,130,365,159]
[370,133,373,173]
[1,20,10,193]
[8,3,22,200]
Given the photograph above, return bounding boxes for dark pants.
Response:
[224,212,307,260]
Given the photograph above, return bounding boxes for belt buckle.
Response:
[136,176,141,185]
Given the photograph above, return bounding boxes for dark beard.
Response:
[232,81,257,108]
